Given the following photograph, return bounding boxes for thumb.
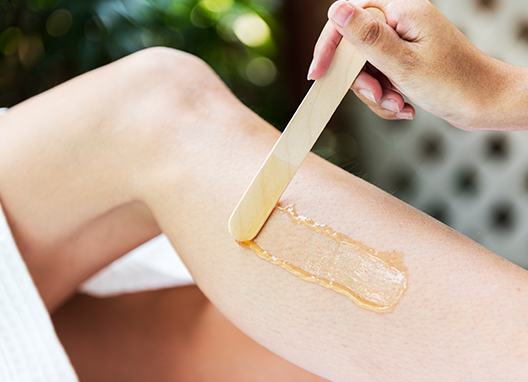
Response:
[328,1,407,69]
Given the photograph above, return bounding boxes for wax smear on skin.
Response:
[238,205,408,313]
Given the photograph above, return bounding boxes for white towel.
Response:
[0,203,78,382]
[80,234,194,297]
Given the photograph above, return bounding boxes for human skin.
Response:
[309,0,528,130]
[52,286,328,382]
[0,48,527,381]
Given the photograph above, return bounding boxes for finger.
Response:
[391,103,415,120]
[369,66,399,93]
[308,21,342,80]
[353,84,415,120]
[327,1,412,72]
[365,101,415,120]
[351,77,404,113]
[398,103,415,120]
[350,69,383,103]
[379,87,405,114]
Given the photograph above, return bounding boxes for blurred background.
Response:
[0,0,298,126]
[1,0,528,268]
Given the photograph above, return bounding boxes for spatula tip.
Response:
[228,213,258,242]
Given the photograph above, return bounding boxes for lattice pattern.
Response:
[344,0,528,268]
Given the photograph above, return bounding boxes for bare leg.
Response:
[0,48,526,381]
[52,287,328,382]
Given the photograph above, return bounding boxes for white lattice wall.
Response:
[343,0,528,268]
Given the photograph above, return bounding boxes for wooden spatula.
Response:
[229,8,385,242]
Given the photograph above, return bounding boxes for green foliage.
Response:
[0,0,288,125]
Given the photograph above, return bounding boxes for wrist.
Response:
[472,59,528,131]
[496,64,528,131]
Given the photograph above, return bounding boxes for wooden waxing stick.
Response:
[229,8,386,242]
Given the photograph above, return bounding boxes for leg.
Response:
[0,48,209,309]
[0,47,526,380]
[52,287,328,382]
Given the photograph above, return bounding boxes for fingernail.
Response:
[328,2,355,28]
[358,89,376,103]
[381,99,400,113]
[307,60,315,80]
[396,112,413,120]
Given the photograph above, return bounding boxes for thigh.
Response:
[0,47,233,312]
[0,48,199,310]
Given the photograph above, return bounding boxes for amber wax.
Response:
[239,205,408,313]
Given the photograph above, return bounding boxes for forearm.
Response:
[311,0,528,132]
[486,61,528,131]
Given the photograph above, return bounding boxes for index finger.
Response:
[308,20,343,80]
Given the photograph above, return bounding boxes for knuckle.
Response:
[355,18,382,46]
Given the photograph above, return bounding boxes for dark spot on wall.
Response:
[517,20,528,43]
[486,134,508,160]
[455,167,478,196]
[490,203,514,231]
[420,134,443,161]
[390,169,415,200]
[476,0,498,11]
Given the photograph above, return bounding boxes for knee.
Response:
[102,48,239,175]
[115,47,229,109]
[126,47,210,82]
